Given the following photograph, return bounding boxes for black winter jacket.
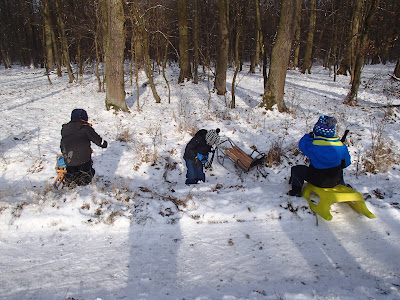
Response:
[183,129,212,162]
[60,121,103,166]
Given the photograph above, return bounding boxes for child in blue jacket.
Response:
[288,115,351,196]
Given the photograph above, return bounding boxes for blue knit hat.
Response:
[313,115,337,138]
[71,109,88,122]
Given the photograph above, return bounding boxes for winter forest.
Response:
[1,0,400,300]
[1,0,400,109]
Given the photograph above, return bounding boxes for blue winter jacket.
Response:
[299,133,351,169]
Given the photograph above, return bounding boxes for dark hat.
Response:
[71,109,88,122]
[313,115,337,138]
[205,128,220,145]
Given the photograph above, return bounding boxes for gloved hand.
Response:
[309,132,314,139]
[196,153,208,164]
[101,140,108,148]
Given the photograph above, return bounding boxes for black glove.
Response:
[309,132,314,139]
[194,157,202,169]
[101,140,108,148]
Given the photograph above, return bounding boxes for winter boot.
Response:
[287,187,302,197]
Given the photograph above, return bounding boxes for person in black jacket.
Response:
[60,109,108,186]
[183,128,220,184]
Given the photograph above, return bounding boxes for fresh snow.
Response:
[0,63,399,300]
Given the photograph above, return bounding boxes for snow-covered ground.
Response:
[0,63,399,300]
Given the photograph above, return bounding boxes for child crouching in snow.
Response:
[60,109,108,187]
[183,128,220,185]
[288,115,351,197]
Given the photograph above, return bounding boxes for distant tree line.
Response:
[0,0,399,110]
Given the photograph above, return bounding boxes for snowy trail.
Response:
[1,209,398,300]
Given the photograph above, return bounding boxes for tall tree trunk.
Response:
[293,0,302,69]
[162,33,171,104]
[133,3,161,103]
[55,0,75,83]
[134,31,144,70]
[250,0,261,73]
[301,0,316,74]
[42,0,54,71]
[193,0,199,84]
[0,42,11,68]
[260,0,298,112]
[94,3,103,93]
[178,0,192,83]
[104,0,128,111]
[328,0,342,73]
[21,0,37,67]
[345,0,380,106]
[337,0,362,78]
[231,0,248,108]
[215,0,229,95]
[394,58,400,78]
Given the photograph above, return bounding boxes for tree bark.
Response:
[394,58,400,78]
[42,0,54,71]
[337,0,362,78]
[345,0,380,106]
[301,0,316,74]
[232,0,248,109]
[250,0,261,73]
[55,0,75,83]
[193,0,199,84]
[293,0,302,69]
[178,0,192,83]
[133,3,161,103]
[104,0,128,111]
[260,0,298,112]
[0,42,11,69]
[215,0,230,95]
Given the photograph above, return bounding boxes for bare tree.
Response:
[345,0,380,106]
[395,57,400,78]
[293,0,302,69]
[337,0,362,79]
[132,3,161,103]
[301,0,316,74]
[231,0,248,108]
[215,0,229,95]
[42,0,54,71]
[178,0,192,83]
[259,0,298,112]
[55,0,75,83]
[103,0,128,111]
[250,0,262,73]
[193,0,199,84]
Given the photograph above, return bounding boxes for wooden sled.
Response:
[216,138,267,180]
[53,154,67,189]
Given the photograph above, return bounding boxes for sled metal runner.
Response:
[216,138,267,181]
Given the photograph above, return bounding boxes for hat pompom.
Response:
[313,115,337,138]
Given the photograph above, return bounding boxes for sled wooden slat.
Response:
[225,146,257,172]
[216,138,267,181]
